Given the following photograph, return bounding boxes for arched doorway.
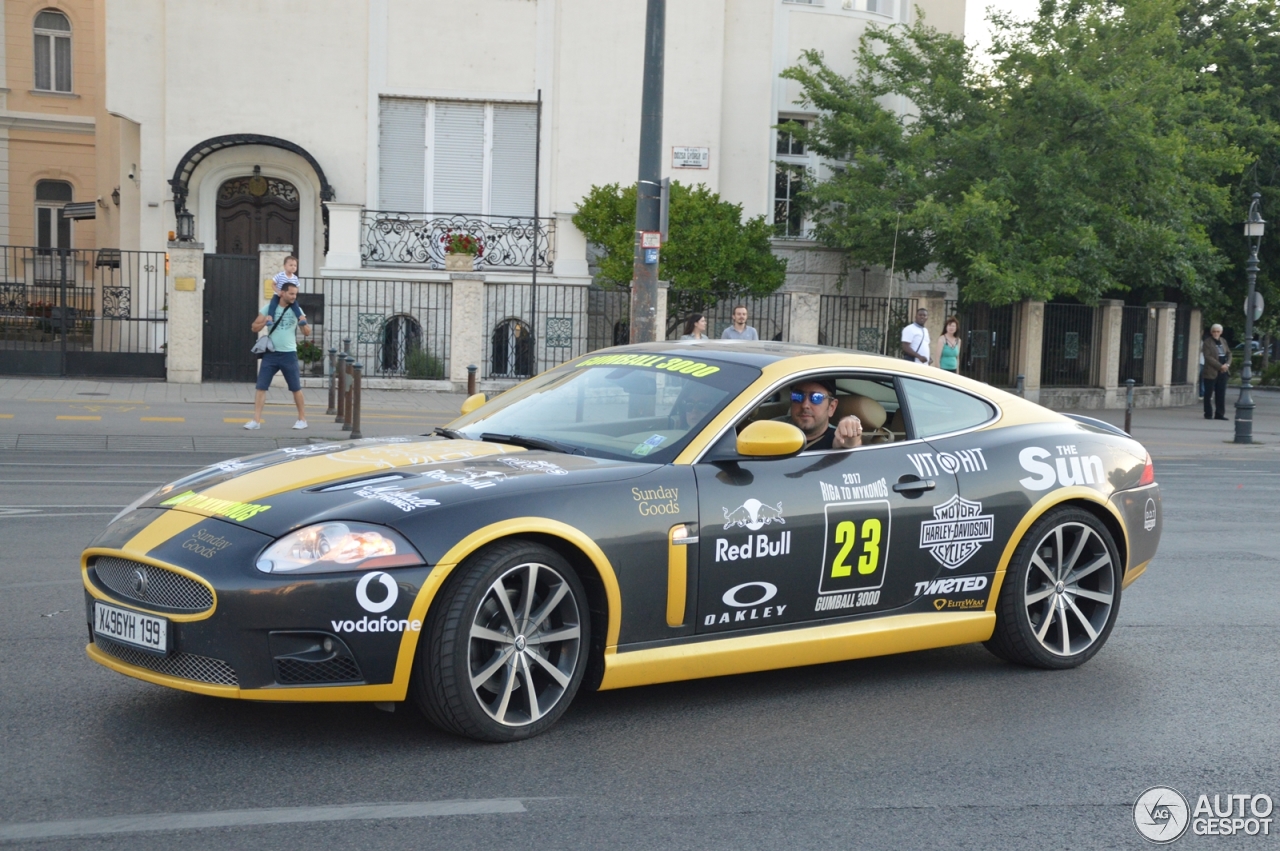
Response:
[491,318,534,378]
[381,314,423,374]
[216,171,300,255]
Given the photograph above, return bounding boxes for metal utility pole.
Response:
[629,0,665,343]
[1235,192,1266,444]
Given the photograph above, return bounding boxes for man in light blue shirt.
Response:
[245,282,311,430]
[720,305,759,340]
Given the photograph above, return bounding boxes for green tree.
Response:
[573,182,787,332]
[782,0,1251,306]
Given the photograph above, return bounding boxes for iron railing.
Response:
[671,293,793,342]
[484,283,594,378]
[587,285,630,352]
[1171,304,1190,385]
[1119,305,1151,386]
[1041,303,1100,387]
[946,302,1017,387]
[301,277,451,380]
[0,246,167,375]
[361,211,555,271]
[818,296,917,356]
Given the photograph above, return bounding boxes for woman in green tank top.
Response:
[937,316,961,373]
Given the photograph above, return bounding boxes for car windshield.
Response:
[450,353,762,463]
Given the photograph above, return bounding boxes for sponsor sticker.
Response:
[913,575,989,596]
[1144,497,1157,531]
[722,499,785,530]
[160,490,271,522]
[181,529,233,559]
[814,589,880,612]
[703,581,787,626]
[905,448,988,478]
[932,597,985,610]
[714,530,791,562]
[353,484,440,512]
[1018,445,1105,491]
[421,467,508,490]
[496,457,569,475]
[633,486,680,515]
[819,477,888,503]
[280,443,345,457]
[576,353,721,377]
[918,495,995,570]
[356,571,398,613]
[329,572,421,634]
[819,500,891,596]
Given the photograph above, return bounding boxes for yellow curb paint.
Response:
[56,415,101,421]
[141,417,186,423]
[223,418,252,424]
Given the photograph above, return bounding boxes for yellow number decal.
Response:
[858,518,881,575]
[831,520,857,577]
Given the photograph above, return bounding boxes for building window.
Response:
[34,9,72,93]
[378,98,538,217]
[774,120,809,238]
[35,180,73,249]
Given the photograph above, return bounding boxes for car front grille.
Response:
[93,557,214,613]
[274,655,363,685]
[95,636,238,686]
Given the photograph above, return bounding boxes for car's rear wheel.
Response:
[985,507,1120,669]
[413,540,589,742]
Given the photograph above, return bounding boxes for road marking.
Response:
[223,418,252,424]
[0,799,527,841]
[55,415,101,421]
[141,417,186,423]
[0,414,12,419]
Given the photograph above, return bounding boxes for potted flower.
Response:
[441,232,483,272]
[297,339,325,376]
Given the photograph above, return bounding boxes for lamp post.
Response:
[175,208,196,243]
[1235,192,1265,444]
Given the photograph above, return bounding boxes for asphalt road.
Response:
[1,444,1277,850]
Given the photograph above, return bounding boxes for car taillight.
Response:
[1138,452,1154,486]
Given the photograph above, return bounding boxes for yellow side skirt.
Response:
[598,610,996,691]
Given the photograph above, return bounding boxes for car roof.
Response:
[589,340,897,369]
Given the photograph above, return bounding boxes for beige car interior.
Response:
[737,375,906,446]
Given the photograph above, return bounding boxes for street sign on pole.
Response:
[1245,292,1265,321]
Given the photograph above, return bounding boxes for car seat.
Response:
[833,395,893,444]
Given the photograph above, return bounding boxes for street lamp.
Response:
[1235,192,1265,444]
[175,208,196,243]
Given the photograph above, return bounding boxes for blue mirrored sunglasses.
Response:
[791,391,829,405]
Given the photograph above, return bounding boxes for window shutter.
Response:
[378,98,426,211]
[431,102,485,215]
[490,104,538,218]
[34,34,51,91]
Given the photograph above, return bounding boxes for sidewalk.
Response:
[0,377,466,452]
[0,375,1275,461]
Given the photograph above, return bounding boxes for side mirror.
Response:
[736,420,805,457]
[460,393,486,415]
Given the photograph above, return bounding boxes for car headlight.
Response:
[110,483,176,526]
[256,522,425,574]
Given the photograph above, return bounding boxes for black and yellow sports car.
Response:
[83,342,1161,741]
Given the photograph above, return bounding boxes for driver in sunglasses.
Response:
[787,379,862,451]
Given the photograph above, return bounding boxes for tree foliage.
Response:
[781,0,1254,306]
[572,182,787,328]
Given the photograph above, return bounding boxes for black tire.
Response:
[985,507,1121,669]
[412,540,590,742]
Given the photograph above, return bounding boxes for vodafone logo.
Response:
[356,571,399,613]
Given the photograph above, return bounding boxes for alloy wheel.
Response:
[1023,521,1115,657]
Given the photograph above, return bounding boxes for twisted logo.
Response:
[1134,786,1190,843]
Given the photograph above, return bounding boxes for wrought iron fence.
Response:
[1041,303,1100,387]
[484,283,593,378]
[671,293,792,342]
[0,246,167,376]
[946,302,1017,387]
[1171,304,1190,385]
[362,211,555,271]
[301,277,451,380]
[818,296,917,356]
[587,285,630,352]
[1119,305,1151,386]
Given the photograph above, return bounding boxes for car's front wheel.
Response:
[985,507,1121,669]
[413,540,589,741]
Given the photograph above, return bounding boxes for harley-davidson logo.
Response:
[918,495,994,570]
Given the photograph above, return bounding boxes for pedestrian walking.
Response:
[245,281,311,430]
[935,315,961,373]
[720,306,758,340]
[900,307,930,364]
[680,313,708,340]
[1201,323,1232,420]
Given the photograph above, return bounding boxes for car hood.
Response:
[118,436,652,539]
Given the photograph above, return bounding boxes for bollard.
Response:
[342,337,351,356]
[350,363,363,440]
[1015,374,1025,398]
[325,347,337,415]
[334,352,347,423]
[1124,378,1135,435]
[342,356,354,432]
[467,364,478,397]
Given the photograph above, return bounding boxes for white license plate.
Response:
[94,601,168,654]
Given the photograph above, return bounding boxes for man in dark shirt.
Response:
[788,379,862,450]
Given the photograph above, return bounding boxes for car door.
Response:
[692,376,960,635]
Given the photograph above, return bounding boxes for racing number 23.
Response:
[820,500,891,595]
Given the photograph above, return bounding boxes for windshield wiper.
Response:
[479,432,582,455]
[433,427,465,439]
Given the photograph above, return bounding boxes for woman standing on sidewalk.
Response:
[935,316,961,373]
[680,314,708,340]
